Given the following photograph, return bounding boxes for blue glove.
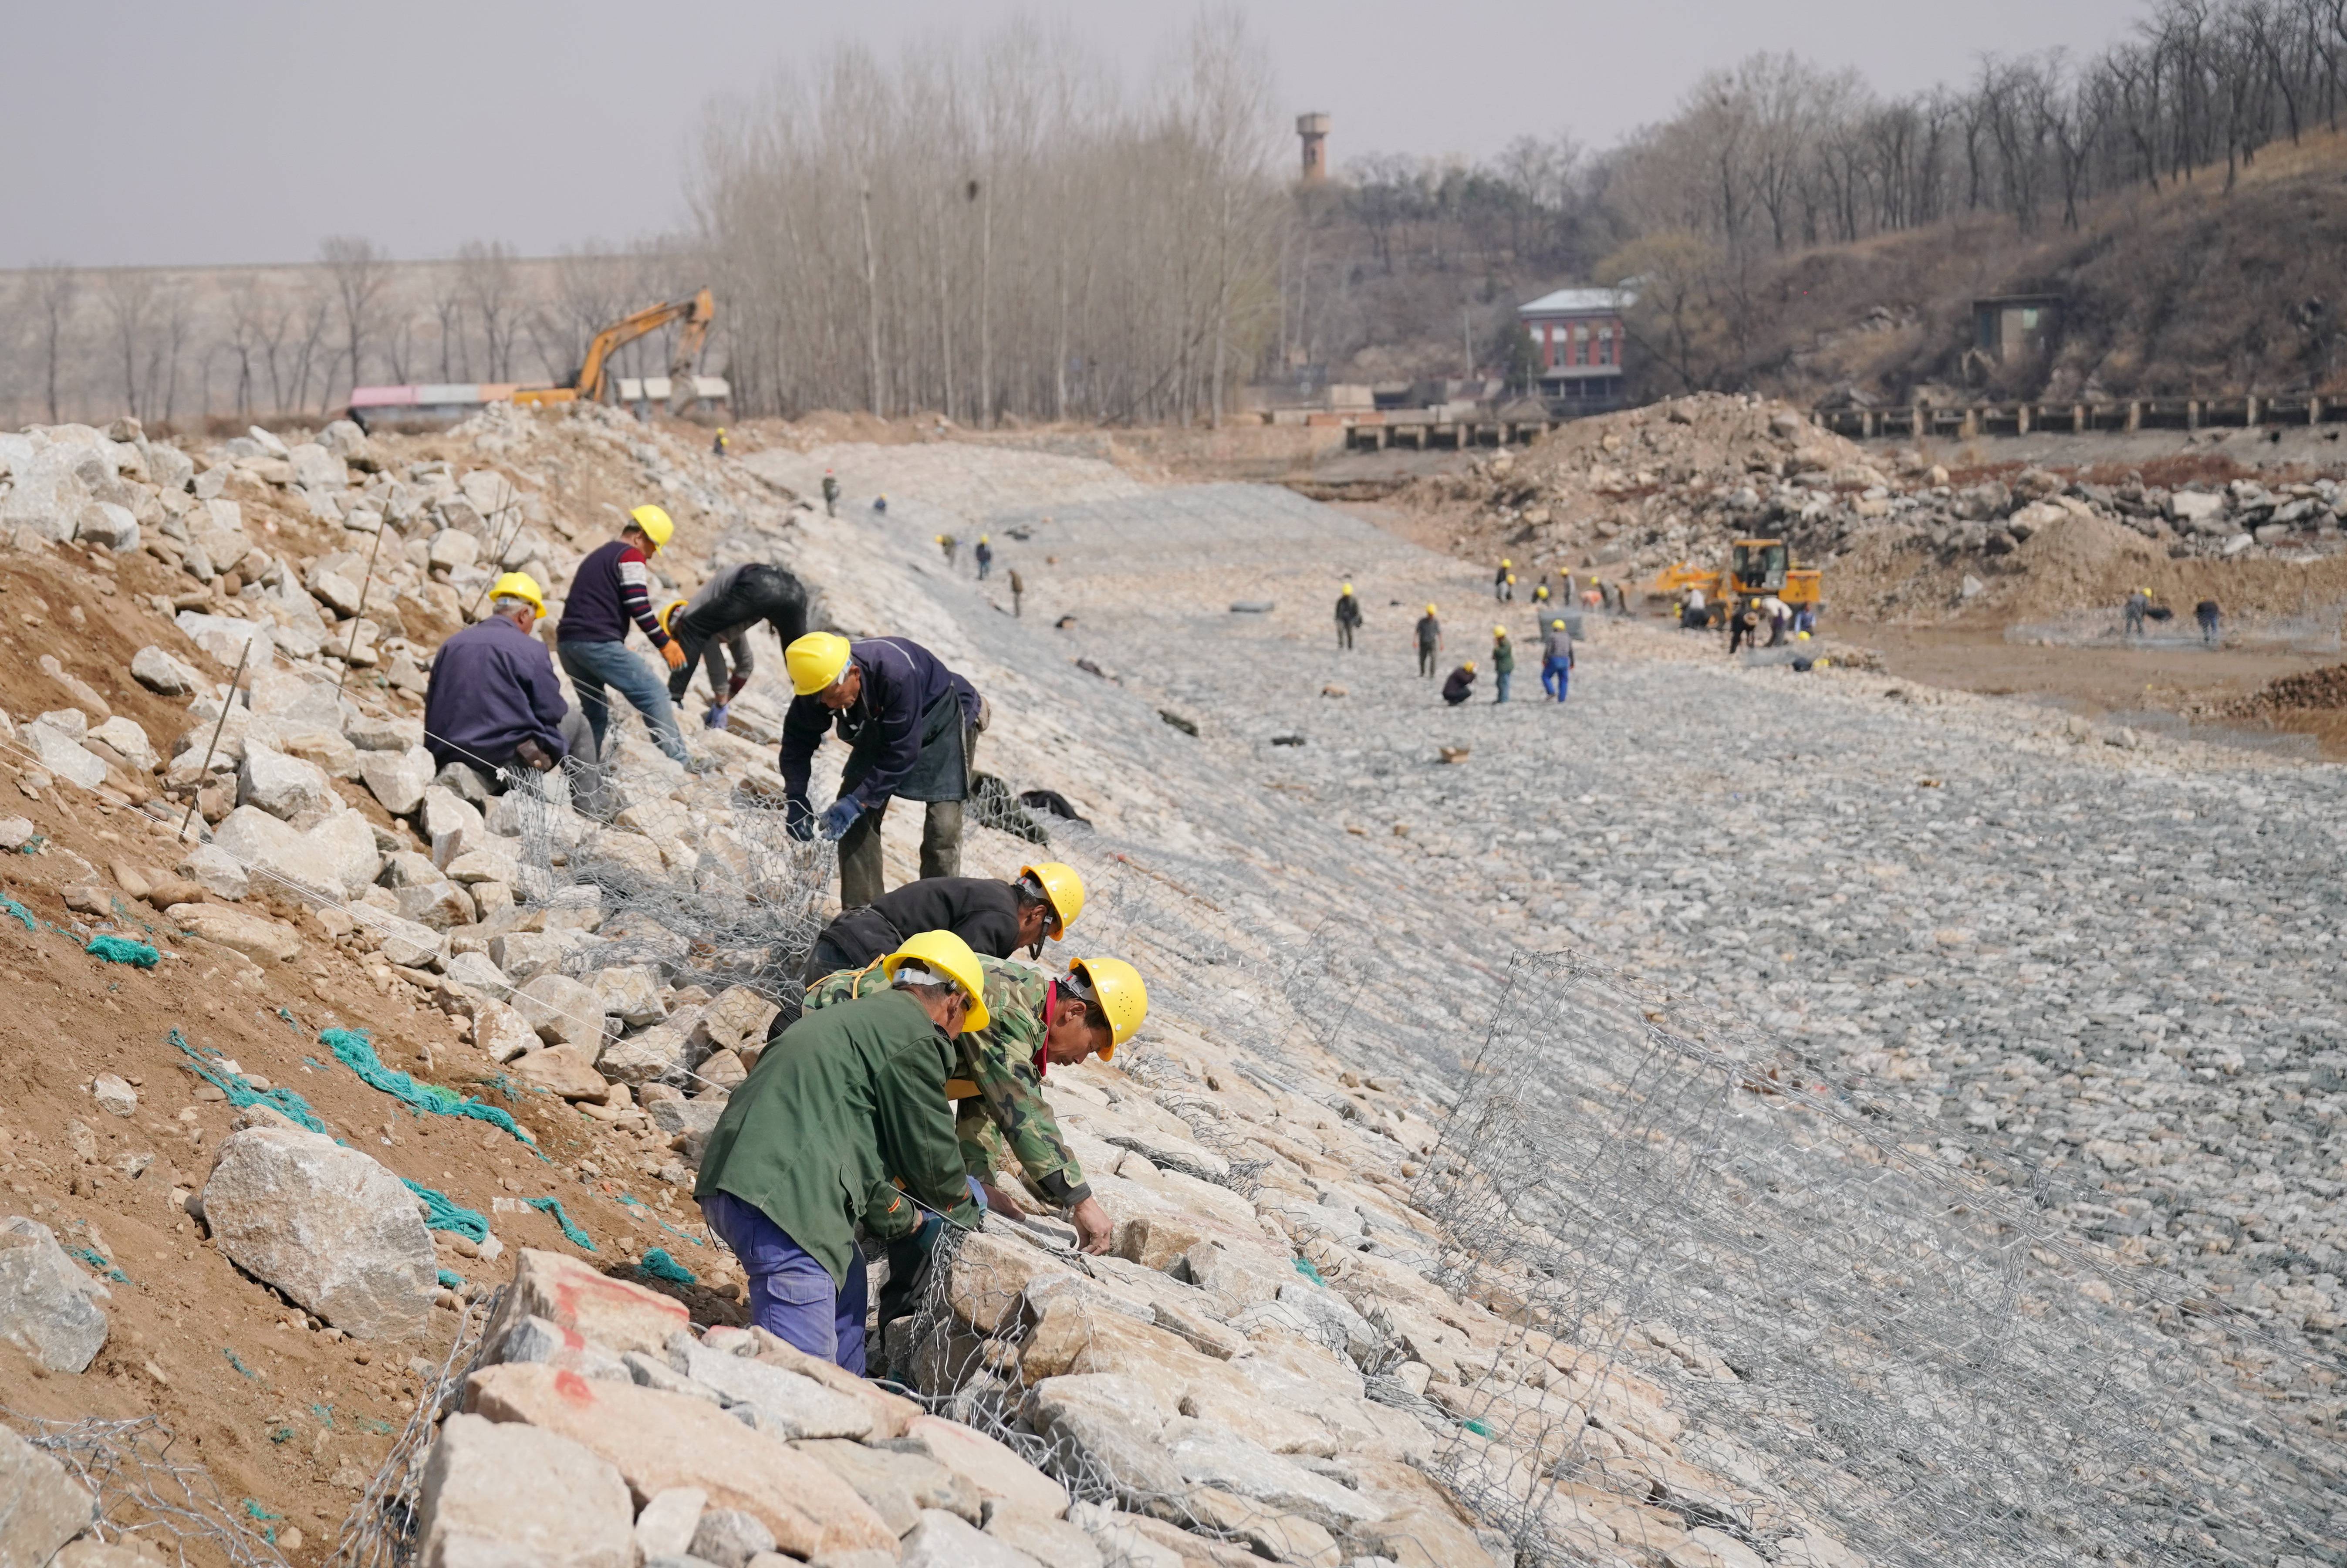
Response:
[785,798,816,841]
[702,703,729,730]
[818,798,862,840]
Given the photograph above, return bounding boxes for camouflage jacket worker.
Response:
[803,954,1090,1207]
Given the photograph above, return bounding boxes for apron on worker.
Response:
[839,689,973,805]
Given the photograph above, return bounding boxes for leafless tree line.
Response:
[0,239,698,429]
[690,15,1286,426]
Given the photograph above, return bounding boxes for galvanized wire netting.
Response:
[1407,951,2344,1568]
[324,1289,504,1568]
[3,1404,293,1567]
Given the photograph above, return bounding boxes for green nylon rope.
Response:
[320,1027,537,1149]
[85,935,159,967]
[525,1196,594,1250]
[636,1248,695,1284]
[173,1030,329,1134]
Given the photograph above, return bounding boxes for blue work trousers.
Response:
[699,1191,868,1373]
[1494,671,1511,703]
[558,639,690,765]
[1541,656,1571,702]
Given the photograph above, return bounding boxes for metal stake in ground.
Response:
[337,513,394,697]
[462,497,531,622]
[179,637,253,841]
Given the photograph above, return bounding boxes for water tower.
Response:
[1297,113,1330,182]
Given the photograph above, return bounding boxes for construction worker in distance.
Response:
[1334,581,1363,650]
[1009,567,1026,618]
[712,426,729,458]
[1503,572,1517,602]
[1542,617,1574,702]
[422,572,605,805]
[2124,585,2150,637]
[821,469,841,517]
[974,534,993,581]
[780,632,988,907]
[657,562,812,730]
[555,504,703,771]
[803,951,1145,1257]
[1442,658,1477,706]
[801,861,1084,986]
[1493,558,1512,601]
[873,493,888,514]
[1490,625,1515,703]
[936,533,959,568]
[1532,582,1550,611]
[695,929,987,1370]
[1415,603,1442,677]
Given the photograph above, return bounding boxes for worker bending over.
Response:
[696,931,987,1370]
[557,504,701,771]
[422,573,606,808]
[804,950,1145,1256]
[1334,582,1363,650]
[803,863,1084,985]
[659,561,810,730]
[781,632,988,907]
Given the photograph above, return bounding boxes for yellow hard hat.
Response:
[882,930,989,1033]
[488,571,545,616]
[785,632,853,696]
[1551,619,1565,629]
[656,598,688,637]
[979,534,989,544]
[1464,659,1476,672]
[628,505,674,549]
[1341,582,1353,595]
[1019,862,1086,936]
[1494,625,1507,637]
[935,534,947,544]
[1501,558,1513,568]
[1506,574,1516,583]
[1535,585,1549,598]
[1425,603,1438,615]
[1067,956,1147,1057]
[1796,630,1811,640]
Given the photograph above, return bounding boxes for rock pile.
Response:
[1405,393,2347,616]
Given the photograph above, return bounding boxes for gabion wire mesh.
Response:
[1407,950,2344,1568]
[324,1289,504,1568]
[3,1405,292,1568]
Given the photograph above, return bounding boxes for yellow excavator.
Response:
[1647,539,1822,624]
[513,288,716,412]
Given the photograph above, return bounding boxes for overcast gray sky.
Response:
[4,0,2148,269]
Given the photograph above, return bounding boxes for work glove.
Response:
[818,798,861,841]
[660,640,686,671]
[785,797,816,841]
[702,703,730,730]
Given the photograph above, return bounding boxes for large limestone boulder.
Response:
[598,1006,707,1086]
[414,1413,636,1568]
[130,645,204,696]
[512,973,605,1046]
[211,804,380,899]
[667,1335,875,1440]
[0,1216,111,1372]
[238,742,335,827]
[0,1423,95,1565]
[463,1363,898,1560]
[165,904,301,965]
[200,1127,436,1339]
[486,1249,690,1359]
[358,746,434,817]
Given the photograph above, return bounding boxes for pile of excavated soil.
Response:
[2228,661,2347,716]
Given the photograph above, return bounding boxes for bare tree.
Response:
[319,234,392,402]
[98,270,159,419]
[459,240,520,381]
[24,264,80,423]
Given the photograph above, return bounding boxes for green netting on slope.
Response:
[319,1027,536,1149]
[437,1269,464,1290]
[172,1030,329,1134]
[525,1196,594,1250]
[402,1179,490,1243]
[86,935,159,967]
[636,1248,695,1284]
[1,896,33,930]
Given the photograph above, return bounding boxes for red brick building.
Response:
[1518,287,1634,408]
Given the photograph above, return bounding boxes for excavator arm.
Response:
[514,288,716,407]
